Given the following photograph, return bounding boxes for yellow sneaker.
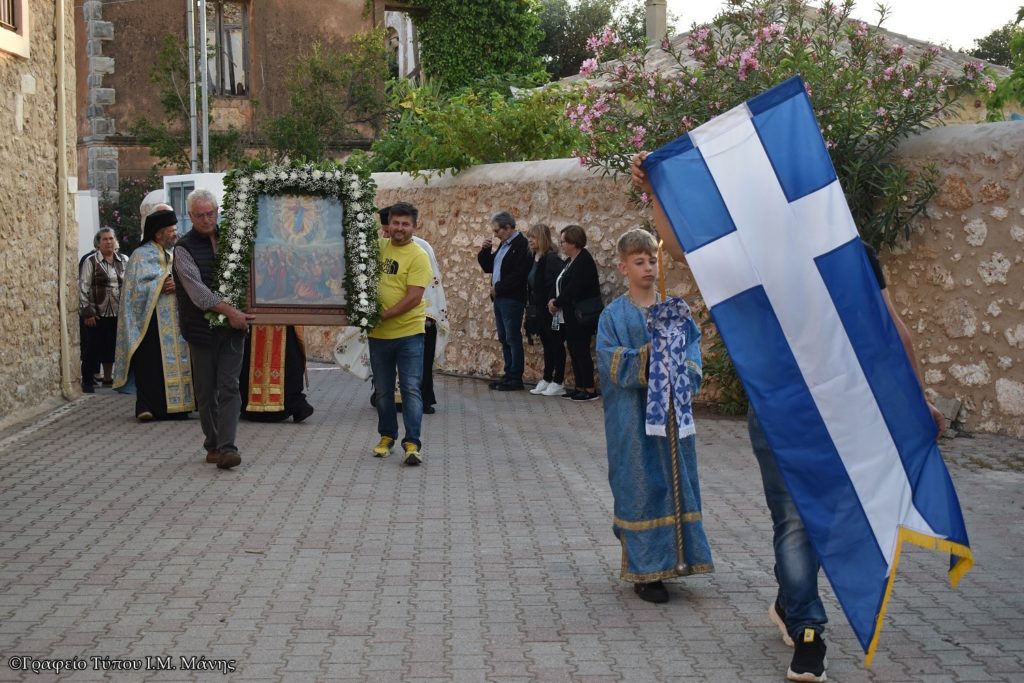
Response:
[372,436,395,457]
[402,442,422,466]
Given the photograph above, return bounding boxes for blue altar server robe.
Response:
[596,295,713,583]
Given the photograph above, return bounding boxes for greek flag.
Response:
[644,75,973,663]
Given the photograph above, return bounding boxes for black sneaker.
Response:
[561,389,581,400]
[571,390,600,402]
[633,581,669,603]
[497,380,524,391]
[787,628,827,682]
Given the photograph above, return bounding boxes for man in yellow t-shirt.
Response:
[368,202,433,466]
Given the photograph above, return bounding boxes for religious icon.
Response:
[247,193,348,324]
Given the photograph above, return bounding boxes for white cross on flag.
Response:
[644,75,973,663]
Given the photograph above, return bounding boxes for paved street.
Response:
[1,364,1022,682]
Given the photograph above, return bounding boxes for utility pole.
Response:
[199,0,210,172]
[186,0,198,173]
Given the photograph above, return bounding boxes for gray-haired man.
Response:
[173,189,255,469]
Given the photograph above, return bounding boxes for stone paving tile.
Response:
[0,366,1022,681]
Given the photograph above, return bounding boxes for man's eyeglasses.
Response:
[193,210,217,220]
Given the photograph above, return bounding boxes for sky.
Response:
[663,0,1018,51]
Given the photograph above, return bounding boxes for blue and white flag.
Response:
[644,75,973,663]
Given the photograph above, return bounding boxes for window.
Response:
[0,0,29,58]
[206,1,248,97]
[1,0,16,31]
[166,181,196,235]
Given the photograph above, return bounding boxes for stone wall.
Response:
[0,0,79,422]
[885,121,1024,437]
[305,124,1023,437]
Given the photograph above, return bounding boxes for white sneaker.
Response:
[541,382,564,396]
[530,380,550,395]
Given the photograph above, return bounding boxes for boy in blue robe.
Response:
[596,229,713,603]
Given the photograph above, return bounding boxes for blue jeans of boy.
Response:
[748,408,828,639]
[492,297,525,381]
[369,334,424,448]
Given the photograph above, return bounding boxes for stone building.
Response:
[74,0,409,196]
[1,0,79,425]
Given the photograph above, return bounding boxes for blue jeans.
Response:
[369,334,424,448]
[492,297,525,381]
[748,408,828,638]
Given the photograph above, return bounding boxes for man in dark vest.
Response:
[173,189,255,469]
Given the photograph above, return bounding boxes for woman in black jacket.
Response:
[548,224,602,401]
[525,223,567,396]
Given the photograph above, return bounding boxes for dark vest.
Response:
[174,228,218,346]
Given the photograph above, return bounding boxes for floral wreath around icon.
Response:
[207,160,381,330]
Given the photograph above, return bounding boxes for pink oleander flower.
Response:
[761,23,784,41]
[982,77,997,93]
[579,58,598,78]
[901,88,912,98]
[876,107,887,116]
[630,125,647,151]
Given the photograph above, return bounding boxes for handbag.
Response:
[573,295,604,326]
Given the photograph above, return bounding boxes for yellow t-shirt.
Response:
[368,238,432,340]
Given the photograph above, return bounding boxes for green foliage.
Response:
[263,33,391,162]
[968,21,1016,66]
[366,78,587,177]
[701,326,749,415]
[129,35,246,172]
[982,8,1024,121]
[407,0,546,90]
[98,171,162,257]
[613,0,655,50]
[538,0,616,79]
[572,0,989,252]
[536,0,652,80]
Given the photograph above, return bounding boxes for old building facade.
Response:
[74,0,405,195]
[1,0,79,424]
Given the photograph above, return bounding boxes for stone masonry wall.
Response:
[305,124,1023,437]
[884,121,1024,438]
[0,0,79,422]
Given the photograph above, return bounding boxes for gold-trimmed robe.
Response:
[112,242,194,413]
[596,294,713,583]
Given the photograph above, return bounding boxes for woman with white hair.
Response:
[79,227,128,391]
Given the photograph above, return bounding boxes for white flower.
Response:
[278,172,288,181]
[254,173,267,181]
[289,172,298,181]
[229,253,240,262]
[333,170,342,179]
[360,318,368,326]
[234,228,245,237]
[312,170,322,180]
[357,263,366,272]
[219,283,229,294]
[238,177,250,188]
[218,314,226,323]
[231,240,242,252]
